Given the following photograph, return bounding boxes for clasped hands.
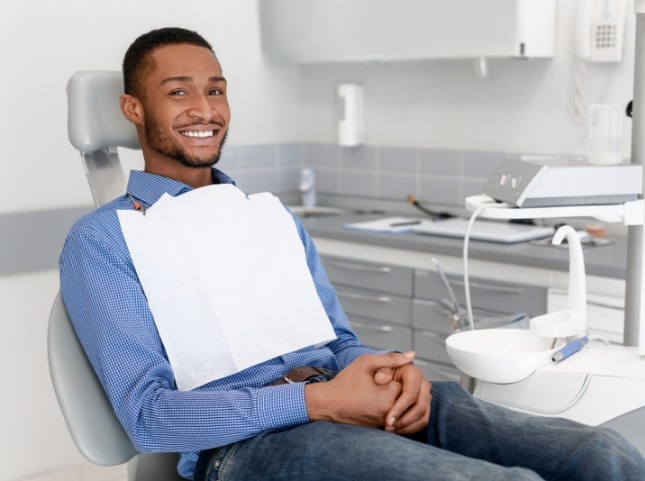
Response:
[305,352,432,436]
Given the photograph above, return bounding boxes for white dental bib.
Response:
[118,184,336,391]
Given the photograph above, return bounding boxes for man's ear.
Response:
[120,94,144,125]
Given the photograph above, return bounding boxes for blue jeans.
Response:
[201,381,645,481]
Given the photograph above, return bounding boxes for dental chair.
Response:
[47,71,184,481]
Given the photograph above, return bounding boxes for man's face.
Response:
[137,44,231,169]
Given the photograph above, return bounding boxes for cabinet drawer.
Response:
[414,329,452,365]
[414,269,546,317]
[415,359,461,383]
[337,287,411,326]
[412,299,523,334]
[323,256,413,296]
[349,316,413,352]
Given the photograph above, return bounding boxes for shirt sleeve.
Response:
[59,211,372,453]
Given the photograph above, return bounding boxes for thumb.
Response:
[374,367,393,385]
[368,351,416,373]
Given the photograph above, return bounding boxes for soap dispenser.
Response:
[299,168,316,208]
[530,225,587,339]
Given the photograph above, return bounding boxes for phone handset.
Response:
[574,0,627,63]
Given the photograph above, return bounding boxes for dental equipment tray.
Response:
[482,157,642,208]
[412,218,555,244]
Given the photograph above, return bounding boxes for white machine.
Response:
[482,156,642,207]
[460,193,645,454]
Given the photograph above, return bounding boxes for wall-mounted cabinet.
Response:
[259,0,556,64]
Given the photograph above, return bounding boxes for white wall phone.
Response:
[575,0,627,62]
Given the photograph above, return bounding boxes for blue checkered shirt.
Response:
[59,169,373,479]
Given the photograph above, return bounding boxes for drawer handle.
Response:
[586,299,624,311]
[420,331,447,345]
[327,260,392,273]
[451,280,523,294]
[338,290,392,303]
[351,321,393,332]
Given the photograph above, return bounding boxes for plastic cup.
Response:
[588,104,623,165]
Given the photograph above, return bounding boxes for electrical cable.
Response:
[406,195,454,219]
[462,200,498,331]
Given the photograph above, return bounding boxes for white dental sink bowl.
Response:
[288,206,345,217]
[446,329,564,384]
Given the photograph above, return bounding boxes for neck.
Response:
[144,164,214,189]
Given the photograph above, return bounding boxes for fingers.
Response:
[361,351,416,373]
[374,368,393,385]
[384,367,431,433]
[391,381,432,435]
[372,351,416,386]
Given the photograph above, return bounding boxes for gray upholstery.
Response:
[66,70,139,206]
[46,71,184,481]
[48,293,138,466]
[47,294,184,480]
[67,70,139,153]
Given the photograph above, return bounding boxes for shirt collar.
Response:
[126,168,236,207]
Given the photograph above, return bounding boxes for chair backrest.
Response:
[51,71,184,481]
[47,293,138,466]
[66,70,140,206]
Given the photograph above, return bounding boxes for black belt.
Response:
[270,366,336,385]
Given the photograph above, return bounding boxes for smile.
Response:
[181,130,215,138]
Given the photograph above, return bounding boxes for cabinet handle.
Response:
[420,331,447,345]
[327,260,392,273]
[586,299,624,311]
[337,290,392,303]
[451,280,523,294]
[350,321,393,332]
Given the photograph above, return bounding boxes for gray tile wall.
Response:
[3,144,508,275]
[220,142,509,208]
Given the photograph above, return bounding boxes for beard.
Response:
[144,118,228,169]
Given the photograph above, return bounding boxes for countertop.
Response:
[300,212,629,280]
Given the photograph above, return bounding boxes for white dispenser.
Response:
[337,83,364,147]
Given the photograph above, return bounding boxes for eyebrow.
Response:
[160,76,227,85]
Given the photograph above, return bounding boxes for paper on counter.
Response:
[345,216,421,234]
[118,184,336,391]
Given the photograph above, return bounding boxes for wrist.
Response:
[304,382,335,422]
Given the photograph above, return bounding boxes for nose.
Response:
[186,92,215,121]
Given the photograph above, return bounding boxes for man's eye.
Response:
[170,90,187,96]
[209,89,223,96]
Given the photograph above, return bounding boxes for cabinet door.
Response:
[323,257,413,297]
[414,330,453,365]
[337,286,411,327]
[414,269,546,317]
[348,316,413,352]
[412,298,525,334]
[260,0,555,63]
[415,359,461,383]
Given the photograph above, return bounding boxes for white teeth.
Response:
[182,130,214,138]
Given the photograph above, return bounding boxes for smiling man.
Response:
[59,27,645,481]
[120,36,230,186]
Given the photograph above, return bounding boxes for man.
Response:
[60,27,645,481]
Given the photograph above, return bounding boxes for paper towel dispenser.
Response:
[259,0,556,64]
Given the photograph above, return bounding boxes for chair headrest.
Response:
[67,70,140,153]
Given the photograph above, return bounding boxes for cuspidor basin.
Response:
[446,329,564,384]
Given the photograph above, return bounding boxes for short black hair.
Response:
[122,27,214,99]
